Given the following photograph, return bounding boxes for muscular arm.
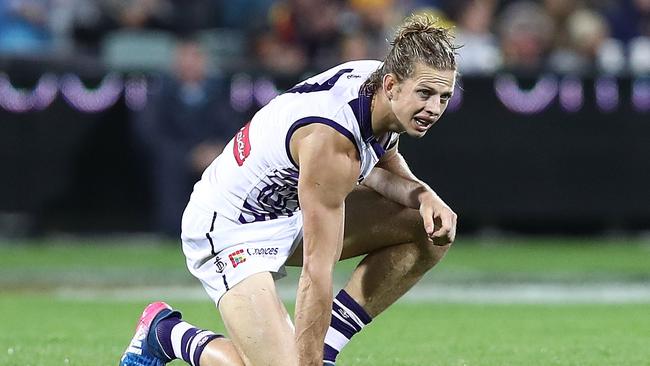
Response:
[363,147,432,209]
[363,145,457,245]
[291,124,360,366]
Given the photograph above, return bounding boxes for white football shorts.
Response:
[181,202,303,306]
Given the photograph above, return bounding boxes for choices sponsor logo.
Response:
[246,247,279,256]
[233,122,252,166]
[228,249,247,268]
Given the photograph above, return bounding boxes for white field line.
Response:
[54,282,650,304]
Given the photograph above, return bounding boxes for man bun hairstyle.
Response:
[363,14,458,95]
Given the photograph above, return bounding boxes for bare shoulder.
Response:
[289,123,359,168]
[292,123,361,203]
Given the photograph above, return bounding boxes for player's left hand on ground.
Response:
[418,193,457,246]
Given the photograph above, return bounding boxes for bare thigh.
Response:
[218,272,297,366]
[287,185,426,265]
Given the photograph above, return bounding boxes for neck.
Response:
[370,90,395,137]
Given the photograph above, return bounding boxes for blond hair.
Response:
[362,14,458,95]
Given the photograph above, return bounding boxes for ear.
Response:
[382,73,397,100]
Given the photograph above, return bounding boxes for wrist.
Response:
[417,188,448,212]
[415,186,433,204]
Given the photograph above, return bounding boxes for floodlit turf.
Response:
[2,237,650,288]
[1,237,649,365]
[0,295,649,366]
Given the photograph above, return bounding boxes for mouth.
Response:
[413,117,433,131]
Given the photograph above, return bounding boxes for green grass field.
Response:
[1,237,649,366]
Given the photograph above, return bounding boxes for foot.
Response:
[324,362,336,366]
[119,302,182,366]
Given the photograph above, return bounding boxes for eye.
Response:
[440,93,452,102]
[417,89,430,98]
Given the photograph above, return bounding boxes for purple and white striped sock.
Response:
[156,317,222,366]
[323,289,372,363]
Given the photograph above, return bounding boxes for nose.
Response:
[425,96,442,117]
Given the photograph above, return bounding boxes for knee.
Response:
[404,210,453,269]
[414,241,451,271]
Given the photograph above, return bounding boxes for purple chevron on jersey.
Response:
[238,167,300,223]
[348,92,388,159]
[284,116,359,169]
[286,68,353,94]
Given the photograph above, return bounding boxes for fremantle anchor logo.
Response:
[214,256,227,273]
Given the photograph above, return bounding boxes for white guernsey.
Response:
[182,60,399,303]
[121,15,458,366]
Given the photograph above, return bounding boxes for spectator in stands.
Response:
[71,0,173,56]
[253,31,308,76]
[347,0,399,62]
[339,32,372,62]
[134,37,245,237]
[163,0,221,34]
[496,1,555,74]
[605,0,650,42]
[448,0,502,75]
[218,0,274,30]
[547,8,612,74]
[604,0,650,74]
[543,0,579,49]
[0,0,53,54]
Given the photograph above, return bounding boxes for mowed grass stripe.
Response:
[2,237,650,288]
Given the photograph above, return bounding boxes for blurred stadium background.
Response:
[1,0,649,365]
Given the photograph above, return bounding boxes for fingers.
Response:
[419,205,435,236]
[427,210,457,246]
[430,215,450,238]
[419,197,458,246]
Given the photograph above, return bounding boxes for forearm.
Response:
[364,152,441,209]
[291,123,359,364]
[295,266,334,365]
[363,166,442,210]
[379,151,425,183]
[295,205,344,365]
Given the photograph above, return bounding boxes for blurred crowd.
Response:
[1,0,649,77]
[3,0,648,237]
